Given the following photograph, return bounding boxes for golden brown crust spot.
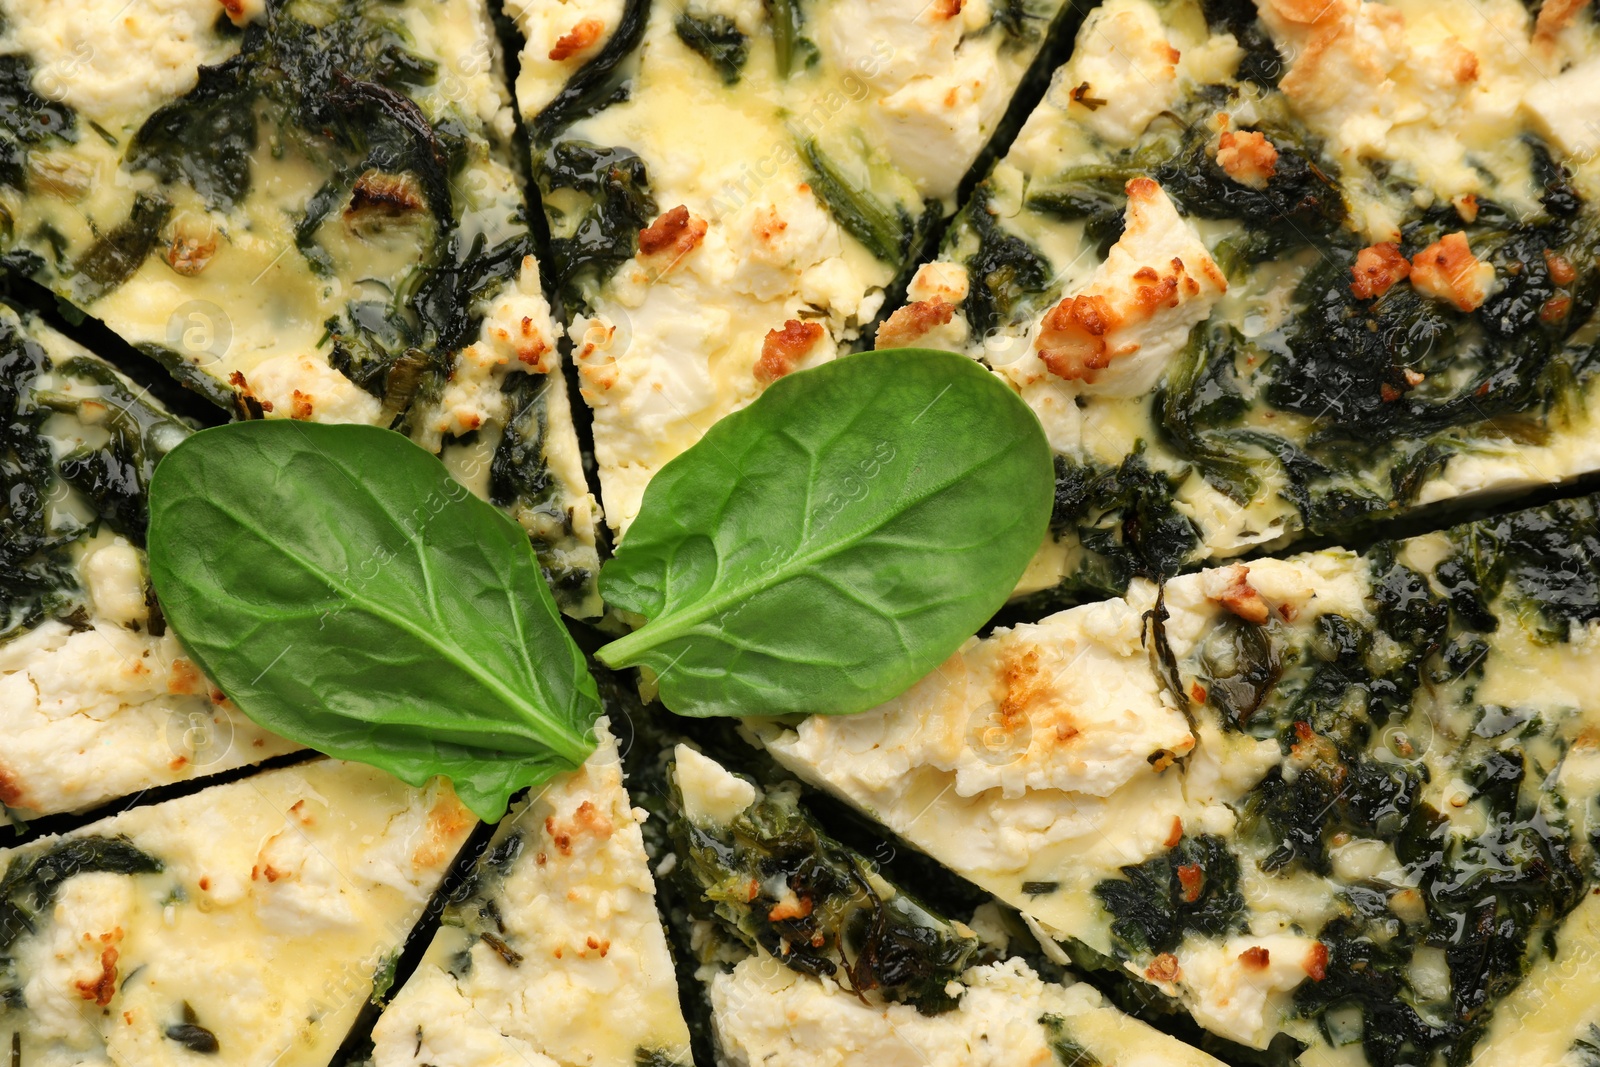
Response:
[1238,945,1271,970]
[344,171,424,224]
[75,945,120,1006]
[1146,952,1181,982]
[1535,0,1591,45]
[874,298,955,351]
[1203,565,1270,625]
[1350,242,1411,300]
[1215,130,1278,190]
[167,658,204,696]
[167,227,217,277]
[1547,250,1578,286]
[757,319,825,382]
[550,18,605,61]
[1410,232,1492,312]
[0,764,27,809]
[1305,941,1329,981]
[1177,863,1205,903]
[637,205,708,265]
[227,372,273,416]
[413,793,473,870]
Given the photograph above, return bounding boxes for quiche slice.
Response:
[874,0,1600,606]
[0,758,475,1064]
[665,744,1227,1067]
[747,493,1600,1063]
[0,0,600,612]
[0,307,296,826]
[505,0,1081,532]
[366,717,693,1067]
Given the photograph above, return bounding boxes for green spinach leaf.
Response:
[146,421,601,821]
[596,349,1053,718]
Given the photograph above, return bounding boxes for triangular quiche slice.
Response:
[0,0,601,613]
[504,0,1082,533]
[0,758,475,1063]
[745,492,1600,1063]
[874,0,1600,607]
[366,716,693,1067]
[0,306,296,827]
[664,744,1228,1067]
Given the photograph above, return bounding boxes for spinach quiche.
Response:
[0,758,474,1064]
[367,717,692,1067]
[0,306,295,826]
[665,744,1226,1067]
[0,0,601,613]
[875,0,1600,606]
[505,0,1080,532]
[748,492,1600,1062]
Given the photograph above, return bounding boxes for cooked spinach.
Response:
[1047,447,1200,600]
[71,193,172,303]
[961,184,1055,338]
[0,315,79,639]
[675,12,748,84]
[799,139,933,265]
[668,764,980,1013]
[1199,616,1285,727]
[164,1002,221,1054]
[990,0,1054,47]
[129,53,258,212]
[1197,0,1287,87]
[1041,1016,1104,1067]
[0,837,162,958]
[531,0,651,140]
[763,0,819,77]
[1093,835,1246,958]
[539,141,658,301]
[34,358,194,545]
[0,53,77,189]
[487,373,593,603]
[1438,496,1600,641]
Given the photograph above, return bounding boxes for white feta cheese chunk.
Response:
[1172,934,1325,1049]
[1055,0,1182,145]
[82,538,147,627]
[1026,177,1226,398]
[370,719,692,1067]
[416,255,562,448]
[675,744,758,824]
[5,0,248,126]
[711,956,1222,1067]
[242,353,384,425]
[1522,56,1600,164]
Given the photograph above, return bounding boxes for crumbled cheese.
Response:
[506,0,627,115]
[243,354,384,425]
[415,255,563,449]
[4,761,472,1065]
[1522,56,1600,163]
[0,615,295,818]
[82,538,147,627]
[1016,178,1224,403]
[5,0,247,126]
[675,744,758,824]
[1054,0,1182,145]
[370,719,692,1067]
[1173,934,1324,1048]
[712,956,1219,1067]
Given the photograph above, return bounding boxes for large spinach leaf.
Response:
[597,349,1053,718]
[146,421,601,820]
